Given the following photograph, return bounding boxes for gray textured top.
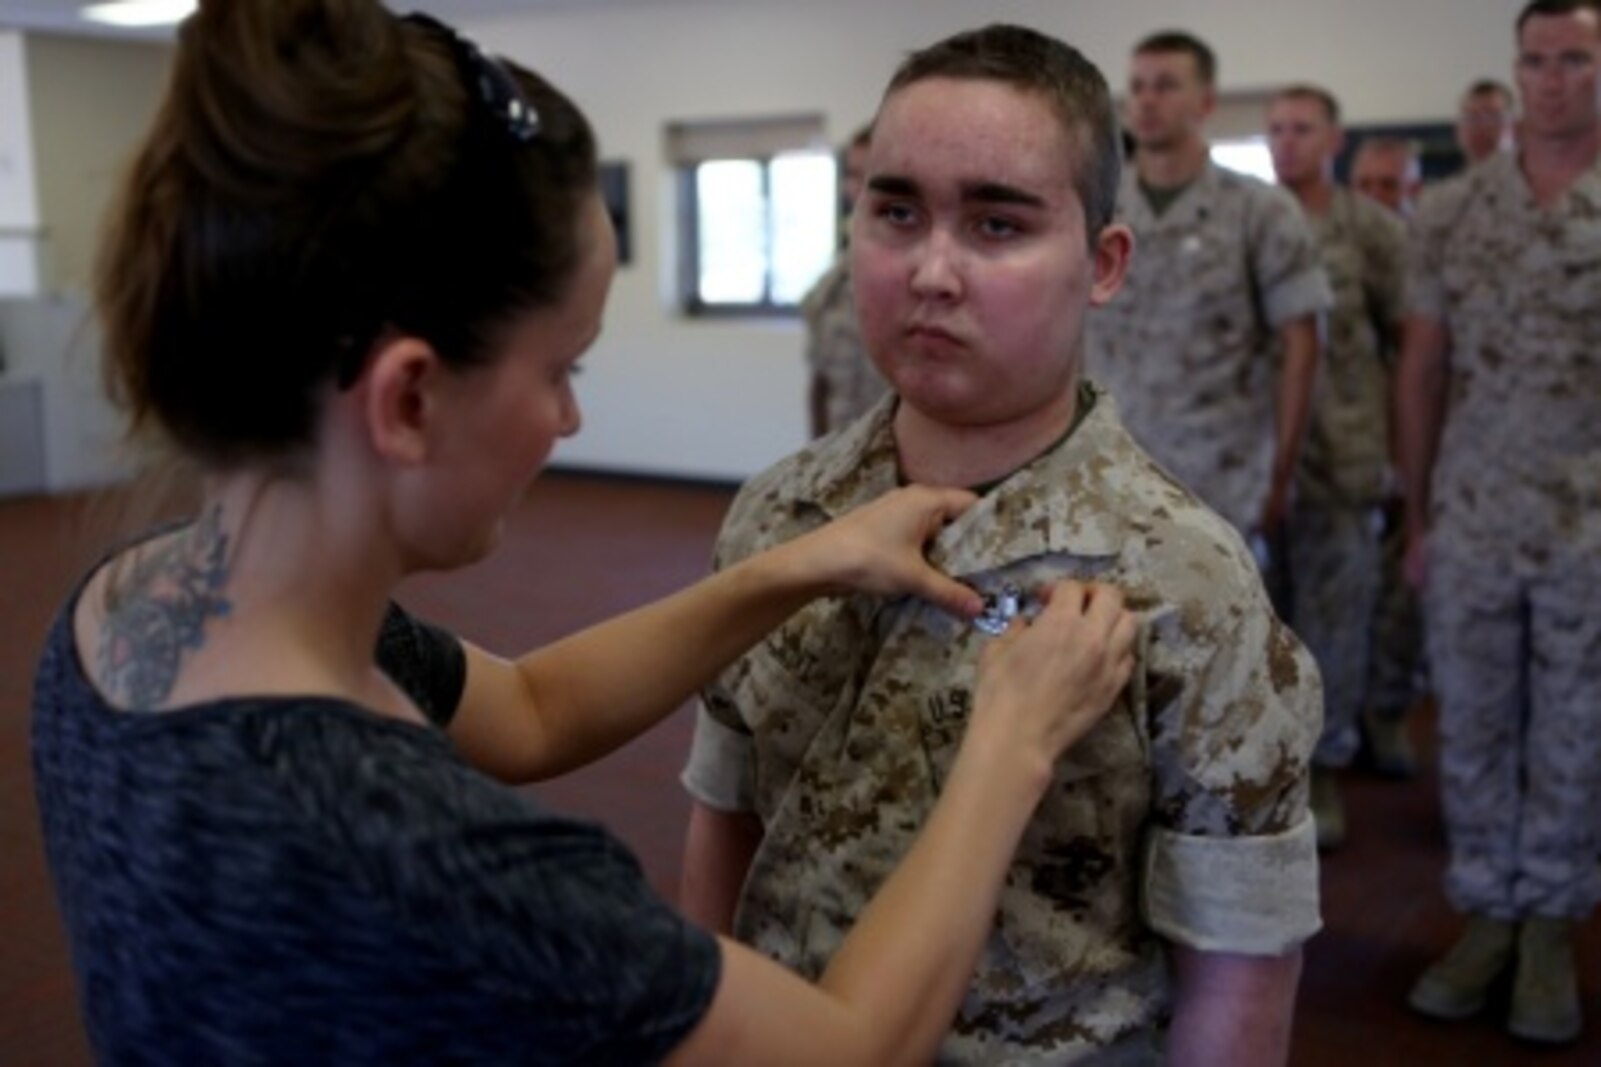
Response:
[33,567,718,1065]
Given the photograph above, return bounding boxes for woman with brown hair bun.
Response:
[32,2,1136,1062]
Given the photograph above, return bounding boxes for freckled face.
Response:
[852,78,1113,429]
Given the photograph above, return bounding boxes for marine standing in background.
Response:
[1266,84,1407,850]
[1086,30,1330,552]
[1456,78,1519,165]
[1350,135,1423,215]
[1399,0,1601,1044]
[1349,132,1429,772]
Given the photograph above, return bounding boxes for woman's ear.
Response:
[1089,223,1135,308]
[360,335,444,465]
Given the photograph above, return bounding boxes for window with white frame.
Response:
[668,115,837,315]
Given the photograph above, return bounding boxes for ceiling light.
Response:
[80,0,197,28]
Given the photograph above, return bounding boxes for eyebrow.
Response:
[867,174,1049,210]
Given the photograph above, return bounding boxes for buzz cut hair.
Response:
[885,24,1123,239]
[1463,78,1515,109]
[1133,30,1217,87]
[1517,0,1601,35]
[1272,83,1342,126]
[1354,134,1421,169]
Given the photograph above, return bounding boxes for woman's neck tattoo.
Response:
[98,507,235,709]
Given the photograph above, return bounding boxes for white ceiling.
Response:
[0,1,617,41]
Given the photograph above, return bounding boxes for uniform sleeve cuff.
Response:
[679,704,756,813]
[1142,814,1322,955]
[1404,290,1446,322]
[1263,272,1334,329]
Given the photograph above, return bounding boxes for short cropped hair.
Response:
[1463,79,1515,108]
[1272,84,1342,126]
[1133,30,1217,87]
[1353,135,1421,168]
[884,24,1122,239]
[1517,0,1601,35]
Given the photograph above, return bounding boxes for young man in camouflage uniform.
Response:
[1399,0,1601,1044]
[680,25,1321,1065]
[1084,31,1329,546]
[1266,85,1407,850]
[804,125,891,437]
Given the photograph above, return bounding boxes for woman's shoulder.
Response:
[66,521,198,712]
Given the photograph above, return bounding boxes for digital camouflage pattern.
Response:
[1365,502,1424,719]
[801,259,891,435]
[684,387,1323,1063]
[1408,152,1601,919]
[1084,163,1332,534]
[1290,187,1404,768]
[1297,188,1404,507]
[1289,501,1380,767]
[1427,545,1601,919]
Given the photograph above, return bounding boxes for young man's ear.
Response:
[1089,223,1135,307]
[359,335,445,465]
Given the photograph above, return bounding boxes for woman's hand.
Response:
[972,581,1137,768]
[785,485,984,619]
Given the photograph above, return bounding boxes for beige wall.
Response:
[0,34,167,492]
[24,32,172,295]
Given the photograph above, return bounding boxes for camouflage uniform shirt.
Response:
[1085,163,1332,531]
[802,259,891,434]
[1407,151,1601,552]
[683,386,1323,1064]
[1299,187,1405,505]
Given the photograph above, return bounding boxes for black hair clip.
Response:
[402,12,540,144]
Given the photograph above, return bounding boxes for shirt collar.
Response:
[791,386,1128,580]
[1121,160,1222,230]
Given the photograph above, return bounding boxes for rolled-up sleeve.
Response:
[1253,187,1334,329]
[1143,814,1320,954]
[1142,593,1324,954]
[681,702,755,813]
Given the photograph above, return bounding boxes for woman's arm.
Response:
[667,580,1138,1066]
[446,486,984,783]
